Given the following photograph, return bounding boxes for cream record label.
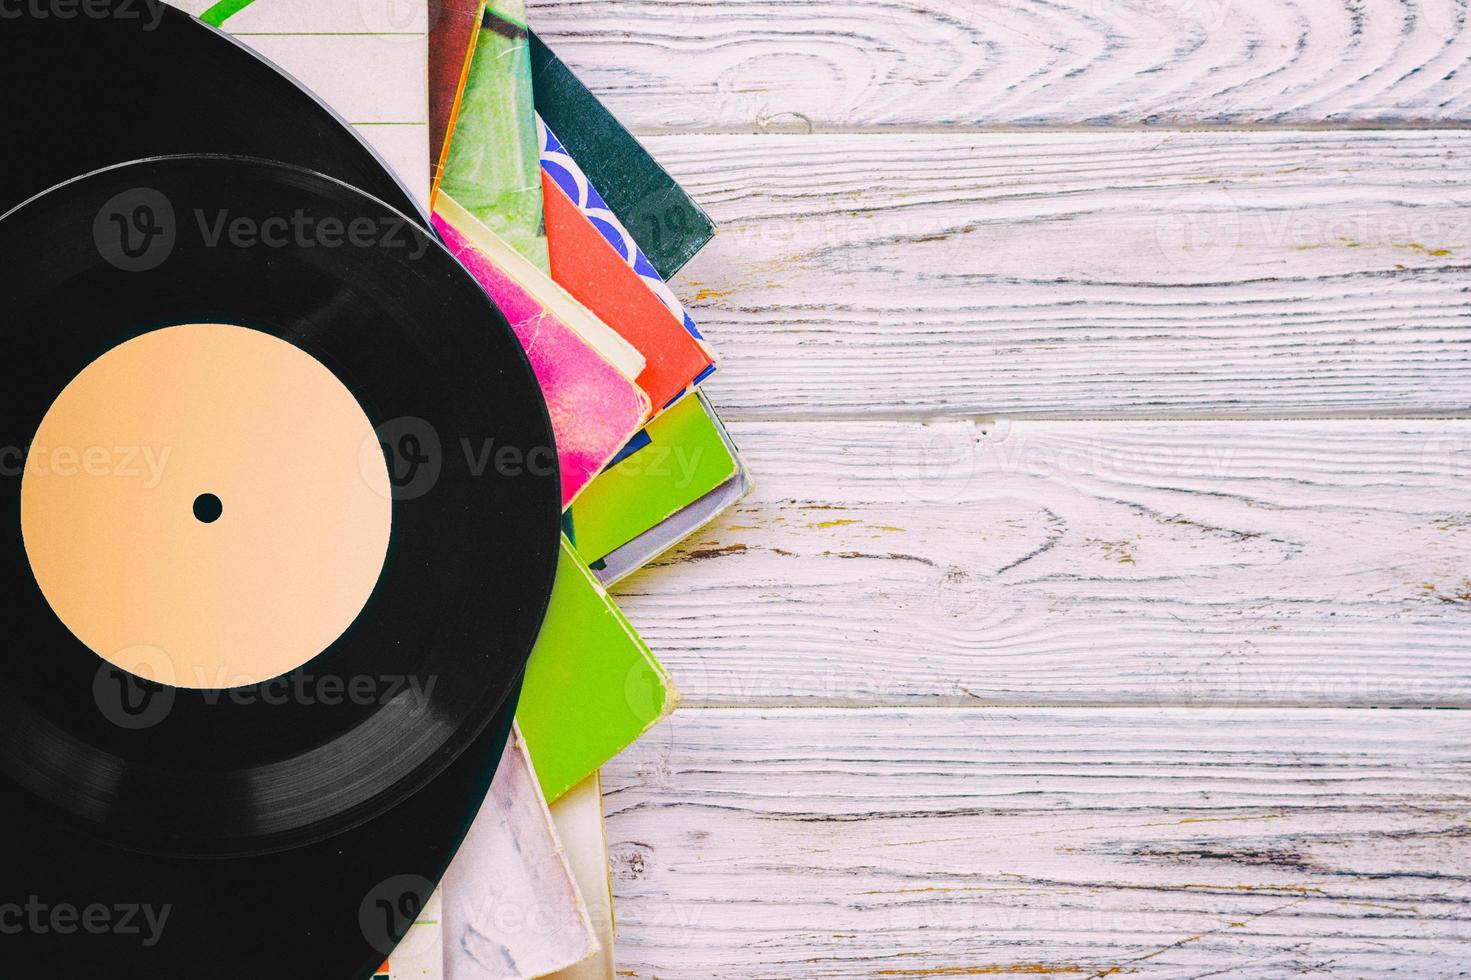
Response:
[23,323,394,690]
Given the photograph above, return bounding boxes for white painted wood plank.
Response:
[602,706,1471,978]
[614,419,1471,707]
[643,130,1471,418]
[527,0,1471,130]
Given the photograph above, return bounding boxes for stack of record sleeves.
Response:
[179,2,751,977]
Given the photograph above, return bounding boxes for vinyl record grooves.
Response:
[0,155,560,977]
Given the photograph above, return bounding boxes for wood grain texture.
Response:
[602,707,1471,978]
[639,129,1471,419]
[614,419,1471,707]
[527,0,1471,131]
[515,6,1471,974]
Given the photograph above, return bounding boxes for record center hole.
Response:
[193,493,223,524]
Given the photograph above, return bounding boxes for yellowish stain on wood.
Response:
[1330,235,1453,257]
[805,518,906,531]
[1177,812,1289,825]
[693,285,738,302]
[1087,538,1137,564]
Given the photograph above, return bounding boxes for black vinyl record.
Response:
[0,1,424,224]
[0,155,561,977]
